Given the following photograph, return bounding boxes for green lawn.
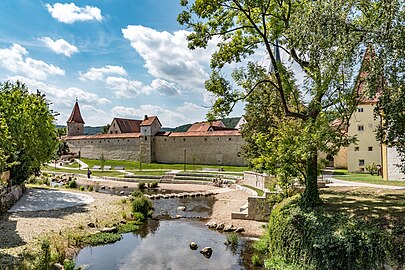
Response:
[333,169,405,187]
[42,166,126,178]
[80,158,249,172]
[241,184,264,196]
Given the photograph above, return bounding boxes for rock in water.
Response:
[223,224,236,232]
[200,247,213,258]
[177,206,186,211]
[100,227,118,233]
[235,227,245,233]
[216,223,225,230]
[189,242,198,250]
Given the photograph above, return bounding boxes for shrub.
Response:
[225,232,239,247]
[67,180,77,189]
[131,196,153,221]
[88,186,94,191]
[150,181,159,188]
[63,259,75,270]
[251,254,261,266]
[79,186,85,191]
[138,182,146,189]
[131,190,143,198]
[365,162,378,175]
[36,240,51,270]
[259,195,391,270]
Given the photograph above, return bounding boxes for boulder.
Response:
[235,227,245,233]
[200,247,213,258]
[175,215,182,219]
[100,186,106,190]
[206,221,217,229]
[216,223,225,230]
[119,191,125,195]
[53,263,64,270]
[177,206,186,211]
[101,227,118,233]
[223,224,236,232]
[189,242,198,250]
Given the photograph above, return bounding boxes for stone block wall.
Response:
[66,137,140,160]
[387,147,405,180]
[0,184,25,213]
[243,171,272,190]
[154,135,246,166]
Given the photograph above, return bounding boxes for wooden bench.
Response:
[92,165,101,170]
[104,166,111,170]
[114,166,125,170]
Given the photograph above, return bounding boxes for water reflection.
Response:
[75,220,247,270]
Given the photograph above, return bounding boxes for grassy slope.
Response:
[333,169,405,187]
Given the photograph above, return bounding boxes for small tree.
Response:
[100,153,106,171]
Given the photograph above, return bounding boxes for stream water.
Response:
[74,196,251,270]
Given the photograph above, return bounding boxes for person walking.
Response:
[87,168,92,179]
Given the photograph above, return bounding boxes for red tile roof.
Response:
[168,130,241,137]
[187,120,225,132]
[140,115,160,126]
[113,118,142,133]
[356,47,381,104]
[64,133,141,140]
[67,101,85,124]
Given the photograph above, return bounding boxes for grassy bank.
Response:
[251,187,405,269]
[333,169,405,187]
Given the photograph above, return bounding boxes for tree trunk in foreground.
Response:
[302,152,322,207]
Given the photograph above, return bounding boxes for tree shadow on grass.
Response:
[321,187,405,226]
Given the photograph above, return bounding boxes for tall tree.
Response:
[0,81,58,184]
[178,0,401,206]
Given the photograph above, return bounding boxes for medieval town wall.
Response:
[387,147,405,180]
[154,135,246,166]
[66,137,140,160]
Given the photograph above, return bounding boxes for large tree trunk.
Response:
[302,151,322,207]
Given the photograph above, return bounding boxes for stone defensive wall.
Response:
[65,133,140,160]
[154,131,246,166]
[64,130,246,166]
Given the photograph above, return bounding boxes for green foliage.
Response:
[225,232,239,247]
[79,186,85,191]
[36,240,51,270]
[251,254,261,267]
[56,141,69,158]
[257,195,395,270]
[118,222,140,233]
[138,182,146,189]
[67,180,77,189]
[63,259,75,270]
[100,153,105,171]
[365,162,378,175]
[0,81,58,184]
[88,186,93,191]
[102,124,110,134]
[131,195,153,221]
[84,232,122,246]
[130,190,143,198]
[150,181,159,188]
[178,0,402,207]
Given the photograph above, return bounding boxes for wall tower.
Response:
[67,99,85,136]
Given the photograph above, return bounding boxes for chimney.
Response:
[144,115,148,120]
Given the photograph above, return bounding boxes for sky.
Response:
[0,0,249,127]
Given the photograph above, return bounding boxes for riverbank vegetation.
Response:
[252,187,405,269]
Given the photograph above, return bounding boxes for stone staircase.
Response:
[160,172,177,183]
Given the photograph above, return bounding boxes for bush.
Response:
[63,259,75,270]
[365,162,378,175]
[131,190,143,198]
[35,240,51,270]
[88,186,93,191]
[131,196,153,221]
[259,195,392,270]
[252,254,261,267]
[225,232,239,247]
[138,182,146,189]
[67,180,77,188]
[79,186,85,191]
[150,181,159,188]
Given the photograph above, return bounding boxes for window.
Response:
[359,159,365,166]
[164,138,167,141]
[368,147,373,151]
[110,131,113,134]
[228,138,232,141]
[354,147,359,151]
[357,107,364,112]
[204,138,207,141]
[144,137,147,141]
[183,138,186,141]
[358,125,364,131]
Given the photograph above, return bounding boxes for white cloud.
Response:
[112,102,209,127]
[40,37,78,57]
[122,25,217,92]
[45,2,102,24]
[79,65,127,81]
[0,44,65,80]
[7,76,110,106]
[80,105,111,126]
[105,76,145,97]
[150,79,181,96]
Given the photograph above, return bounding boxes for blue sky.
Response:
[0,0,245,127]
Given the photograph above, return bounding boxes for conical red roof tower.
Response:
[67,100,85,124]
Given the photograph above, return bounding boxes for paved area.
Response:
[326,178,405,190]
[8,188,94,212]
